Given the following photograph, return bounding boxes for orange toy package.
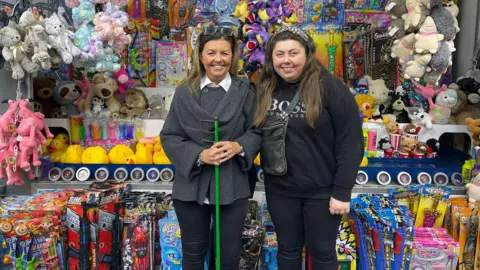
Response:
[168,0,193,41]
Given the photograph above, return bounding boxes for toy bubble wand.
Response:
[214,117,221,270]
[327,29,338,74]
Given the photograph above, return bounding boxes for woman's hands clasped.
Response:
[200,141,242,166]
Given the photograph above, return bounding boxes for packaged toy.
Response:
[302,0,345,32]
[156,41,188,88]
[125,19,156,87]
[414,185,451,228]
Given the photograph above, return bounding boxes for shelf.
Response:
[30,181,466,196]
[43,118,165,138]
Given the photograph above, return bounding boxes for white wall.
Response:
[453,0,480,78]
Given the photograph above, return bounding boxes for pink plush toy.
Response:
[112,65,134,94]
[412,81,448,110]
[16,117,43,169]
[0,100,19,149]
[74,72,93,108]
[19,99,54,140]
[5,143,24,186]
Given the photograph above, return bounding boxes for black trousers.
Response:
[266,192,342,270]
[173,198,249,270]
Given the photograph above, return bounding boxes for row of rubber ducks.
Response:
[42,135,172,164]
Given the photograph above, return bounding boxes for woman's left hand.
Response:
[329,197,350,215]
[212,141,242,163]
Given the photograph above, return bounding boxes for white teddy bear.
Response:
[0,25,40,80]
[391,33,416,63]
[19,9,52,70]
[404,54,432,81]
[415,16,444,54]
[45,13,81,64]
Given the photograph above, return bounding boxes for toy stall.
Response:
[0,0,480,269]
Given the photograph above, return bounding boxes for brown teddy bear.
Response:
[82,74,121,116]
[120,88,148,117]
[386,121,403,135]
[415,141,429,154]
[466,118,480,146]
[403,124,421,135]
[33,76,56,116]
[401,137,417,153]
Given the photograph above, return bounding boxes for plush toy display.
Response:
[444,1,460,33]
[83,73,120,116]
[405,106,433,129]
[52,80,81,117]
[366,76,390,109]
[429,89,457,124]
[385,0,407,19]
[466,118,480,146]
[119,88,148,117]
[391,33,416,63]
[19,9,52,70]
[0,25,40,80]
[430,4,457,41]
[402,0,427,31]
[404,53,432,81]
[45,11,81,64]
[412,81,448,110]
[144,95,169,119]
[112,65,135,95]
[414,16,444,54]
[429,41,452,71]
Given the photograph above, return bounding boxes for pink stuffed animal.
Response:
[112,65,134,94]
[5,143,24,186]
[74,72,93,112]
[0,151,7,179]
[0,100,19,149]
[412,81,448,110]
[19,99,54,139]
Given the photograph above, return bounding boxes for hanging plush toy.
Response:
[19,9,53,70]
[0,25,40,80]
[414,16,444,54]
[45,11,81,64]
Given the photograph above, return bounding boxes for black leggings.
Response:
[173,198,249,270]
[266,192,342,270]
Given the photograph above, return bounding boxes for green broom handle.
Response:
[214,117,221,270]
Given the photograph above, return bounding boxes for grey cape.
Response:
[160,76,261,205]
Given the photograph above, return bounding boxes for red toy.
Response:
[412,81,448,110]
[112,65,134,95]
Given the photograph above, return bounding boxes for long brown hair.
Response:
[184,29,239,93]
[254,30,328,128]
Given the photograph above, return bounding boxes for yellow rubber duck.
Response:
[41,138,53,155]
[254,154,261,166]
[60,145,84,164]
[55,133,70,144]
[109,145,134,164]
[360,156,368,167]
[48,137,69,162]
[81,146,110,164]
[153,150,172,164]
[127,143,153,164]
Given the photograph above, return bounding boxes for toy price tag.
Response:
[386,2,396,11]
[389,26,399,36]
[16,135,22,142]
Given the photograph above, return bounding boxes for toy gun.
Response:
[80,202,91,270]
[110,202,123,269]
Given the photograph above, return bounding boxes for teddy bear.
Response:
[404,54,432,81]
[429,89,457,124]
[19,9,52,70]
[385,0,407,19]
[391,33,415,64]
[414,16,444,54]
[405,106,433,129]
[366,76,390,109]
[466,118,480,146]
[143,94,169,119]
[403,123,422,135]
[443,1,460,33]
[120,88,148,117]
[45,12,81,64]
[0,26,40,80]
[415,141,429,154]
[401,137,417,153]
[385,120,403,135]
[52,80,81,117]
[83,73,120,116]
[430,4,457,41]
[402,0,428,31]
[33,76,57,116]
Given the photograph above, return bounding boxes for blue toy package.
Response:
[159,210,210,270]
[260,232,278,270]
[302,0,345,32]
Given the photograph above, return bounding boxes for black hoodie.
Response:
[264,74,364,202]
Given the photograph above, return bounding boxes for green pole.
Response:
[214,117,221,270]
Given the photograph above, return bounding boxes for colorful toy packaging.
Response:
[414,185,452,228]
[156,41,188,88]
[302,0,345,32]
[158,210,183,269]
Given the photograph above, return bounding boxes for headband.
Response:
[270,25,309,43]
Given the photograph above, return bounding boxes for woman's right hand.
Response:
[200,148,222,166]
